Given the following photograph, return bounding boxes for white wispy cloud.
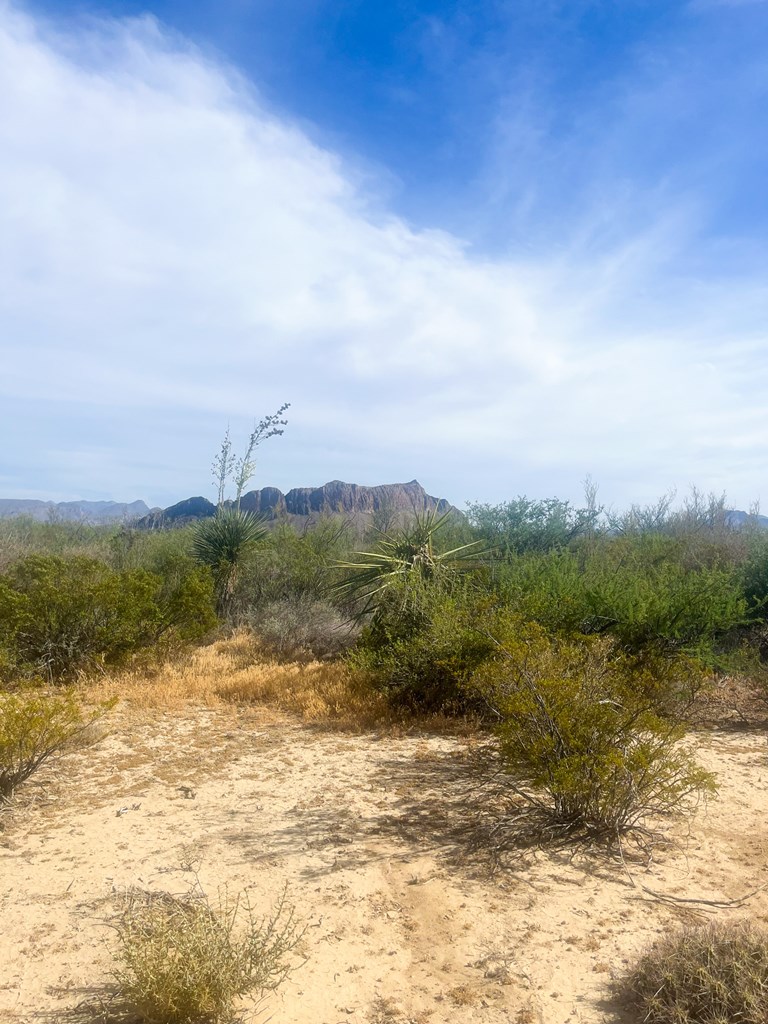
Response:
[0,1,766,508]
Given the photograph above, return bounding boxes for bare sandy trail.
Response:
[2,707,768,1024]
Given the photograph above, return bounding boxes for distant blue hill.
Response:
[0,498,150,523]
[725,509,768,529]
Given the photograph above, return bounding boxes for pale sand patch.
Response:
[1,705,768,1024]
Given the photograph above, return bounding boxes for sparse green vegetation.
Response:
[1,485,764,855]
[112,882,303,1024]
[4,486,768,1021]
[0,688,111,805]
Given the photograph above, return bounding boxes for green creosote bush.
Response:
[471,622,716,843]
[0,689,113,806]
[349,567,708,720]
[113,882,303,1024]
[623,920,768,1024]
[581,539,749,660]
[0,554,216,683]
[348,576,497,713]
[496,539,749,662]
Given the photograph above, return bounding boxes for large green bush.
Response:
[497,536,748,661]
[472,622,715,842]
[349,577,498,712]
[581,537,748,658]
[0,554,216,682]
[741,534,768,626]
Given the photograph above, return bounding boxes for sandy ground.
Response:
[2,704,768,1024]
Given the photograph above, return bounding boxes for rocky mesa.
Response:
[138,479,456,528]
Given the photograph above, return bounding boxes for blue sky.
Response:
[1,0,767,509]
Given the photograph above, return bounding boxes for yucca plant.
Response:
[200,406,290,618]
[193,510,268,617]
[335,509,483,617]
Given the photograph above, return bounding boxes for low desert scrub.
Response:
[0,688,111,806]
[623,919,768,1024]
[472,623,716,845]
[113,882,302,1024]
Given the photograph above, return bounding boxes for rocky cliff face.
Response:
[240,479,453,518]
[138,480,456,528]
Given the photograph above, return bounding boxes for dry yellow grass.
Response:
[82,632,481,736]
[84,632,390,729]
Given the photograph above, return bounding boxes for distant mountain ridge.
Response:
[3,491,766,532]
[725,509,768,529]
[138,480,456,528]
[0,498,150,523]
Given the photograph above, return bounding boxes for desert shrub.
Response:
[498,538,749,661]
[495,550,591,635]
[0,516,115,569]
[0,554,216,682]
[349,578,497,713]
[113,883,302,1024]
[0,577,23,681]
[623,920,768,1024]
[466,496,599,555]
[108,525,197,574]
[246,597,359,661]
[472,622,715,842]
[0,689,111,805]
[581,538,748,659]
[235,518,354,614]
[741,534,768,625]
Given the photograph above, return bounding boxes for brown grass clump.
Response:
[623,919,768,1024]
[112,882,303,1024]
